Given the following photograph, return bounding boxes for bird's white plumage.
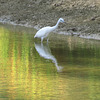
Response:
[34,26,53,38]
[34,18,64,42]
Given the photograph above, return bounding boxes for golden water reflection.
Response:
[0,24,100,100]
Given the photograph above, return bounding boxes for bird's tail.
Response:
[34,35,36,38]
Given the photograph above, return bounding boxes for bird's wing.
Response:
[35,26,51,38]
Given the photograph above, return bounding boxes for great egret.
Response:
[34,18,65,42]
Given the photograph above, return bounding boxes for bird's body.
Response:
[34,26,54,38]
[34,18,64,42]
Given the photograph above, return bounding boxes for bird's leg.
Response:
[41,37,44,43]
[41,42,43,47]
[47,38,49,43]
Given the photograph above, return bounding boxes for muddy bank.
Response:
[0,0,100,39]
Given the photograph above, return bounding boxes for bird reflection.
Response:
[34,42,63,72]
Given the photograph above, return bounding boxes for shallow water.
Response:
[0,23,100,100]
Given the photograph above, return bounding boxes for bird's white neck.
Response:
[52,19,60,30]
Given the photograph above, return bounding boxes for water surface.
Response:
[0,23,100,100]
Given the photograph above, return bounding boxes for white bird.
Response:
[34,18,65,42]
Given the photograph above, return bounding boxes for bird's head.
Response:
[59,18,65,23]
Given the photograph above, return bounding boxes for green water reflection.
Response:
[0,23,100,100]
